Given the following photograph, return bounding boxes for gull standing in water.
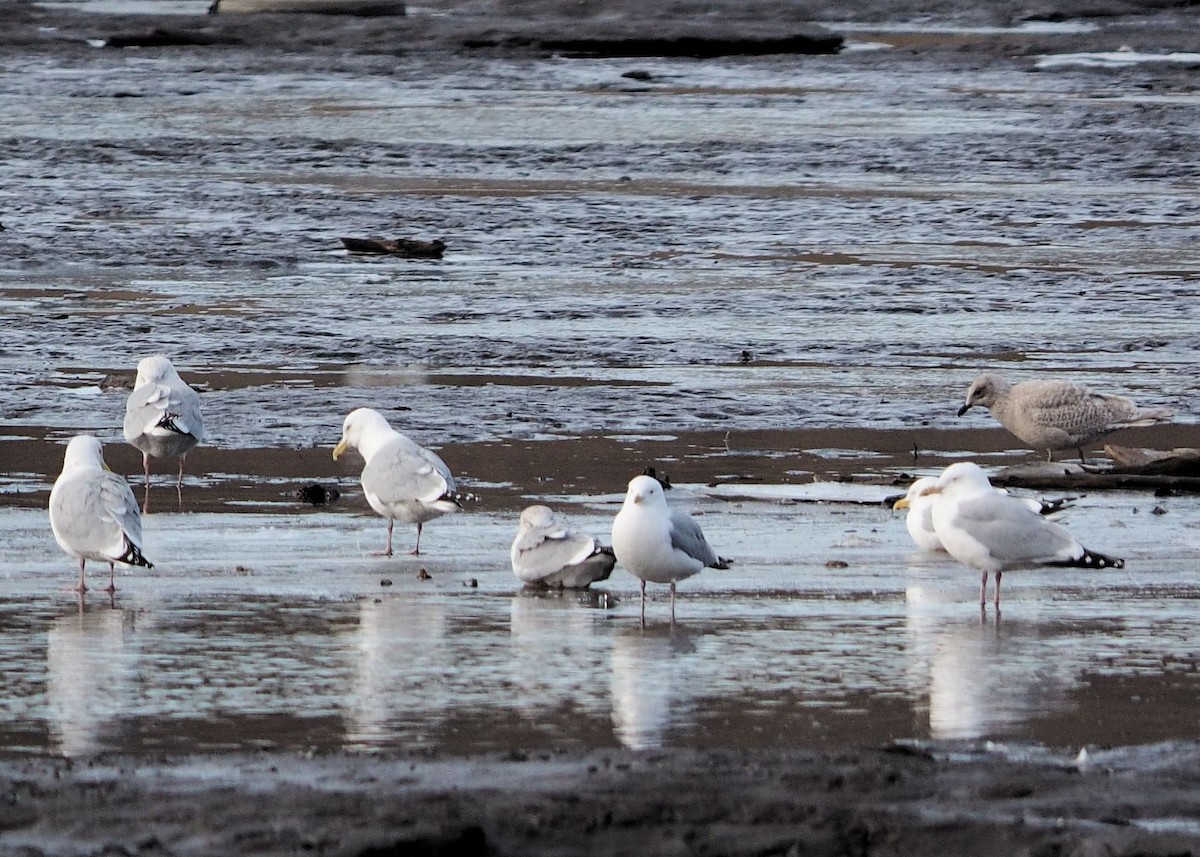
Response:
[891,474,1073,553]
[123,354,205,511]
[332,407,462,556]
[611,474,730,622]
[49,435,154,593]
[511,505,615,589]
[958,373,1171,462]
[921,462,1122,609]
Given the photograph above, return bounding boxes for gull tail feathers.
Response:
[711,555,733,570]
[1050,548,1124,570]
[118,539,155,569]
[157,412,191,435]
[1123,405,1173,427]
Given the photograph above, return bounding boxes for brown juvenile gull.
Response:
[510,505,615,590]
[611,474,730,622]
[958,373,1171,461]
[920,462,1122,609]
[123,354,205,510]
[332,407,462,556]
[49,435,155,593]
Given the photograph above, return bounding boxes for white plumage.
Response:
[49,435,154,592]
[333,407,461,556]
[123,354,205,510]
[611,474,729,620]
[511,505,615,589]
[924,462,1122,608]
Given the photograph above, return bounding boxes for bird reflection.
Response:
[903,585,1077,740]
[44,598,134,757]
[508,591,609,716]
[343,596,448,747]
[609,624,698,750]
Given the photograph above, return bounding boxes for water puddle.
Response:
[2,485,1198,757]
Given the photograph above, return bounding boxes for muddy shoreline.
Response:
[5,743,1200,856]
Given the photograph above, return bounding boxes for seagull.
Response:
[332,407,462,556]
[123,354,205,511]
[611,474,730,621]
[958,373,1171,461]
[49,435,154,593]
[511,505,616,589]
[921,462,1122,608]
[891,474,1074,553]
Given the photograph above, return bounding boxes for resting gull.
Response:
[958,373,1171,461]
[921,462,1122,608]
[611,474,730,621]
[332,407,462,556]
[49,435,154,593]
[123,354,205,510]
[511,505,615,590]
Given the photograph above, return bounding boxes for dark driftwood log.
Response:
[105,28,242,47]
[991,447,1200,493]
[340,237,446,258]
[469,33,844,57]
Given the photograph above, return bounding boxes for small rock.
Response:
[417,568,432,580]
[295,483,340,505]
[825,560,849,569]
[463,578,478,588]
[1151,505,1167,515]
[380,578,393,587]
[622,69,653,81]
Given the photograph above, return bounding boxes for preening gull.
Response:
[49,435,154,593]
[922,462,1122,608]
[123,354,205,510]
[511,505,615,590]
[332,407,462,556]
[958,373,1171,461]
[892,474,1073,553]
[611,474,730,621]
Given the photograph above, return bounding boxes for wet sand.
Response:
[4,0,1200,853]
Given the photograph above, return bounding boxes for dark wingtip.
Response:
[711,556,733,570]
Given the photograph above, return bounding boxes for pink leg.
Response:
[176,455,186,510]
[640,579,647,625]
[670,580,677,624]
[142,452,153,514]
[374,519,395,557]
[105,561,116,593]
[409,522,423,556]
[75,558,88,593]
[994,571,1003,610]
[979,570,988,607]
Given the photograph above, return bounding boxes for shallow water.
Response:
[2,15,1197,449]
[3,5,1200,760]
[2,483,1199,757]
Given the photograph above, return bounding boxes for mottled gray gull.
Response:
[958,373,1171,461]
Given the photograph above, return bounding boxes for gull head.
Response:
[518,504,556,531]
[333,407,390,461]
[135,354,180,387]
[931,461,994,498]
[958,373,1008,416]
[624,474,666,508]
[61,434,106,473]
[892,476,938,511]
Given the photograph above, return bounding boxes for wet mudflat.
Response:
[2,0,1200,852]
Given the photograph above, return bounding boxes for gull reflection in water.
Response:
[609,624,698,750]
[45,598,139,757]
[508,591,609,717]
[343,595,447,747]
[904,584,1078,740]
